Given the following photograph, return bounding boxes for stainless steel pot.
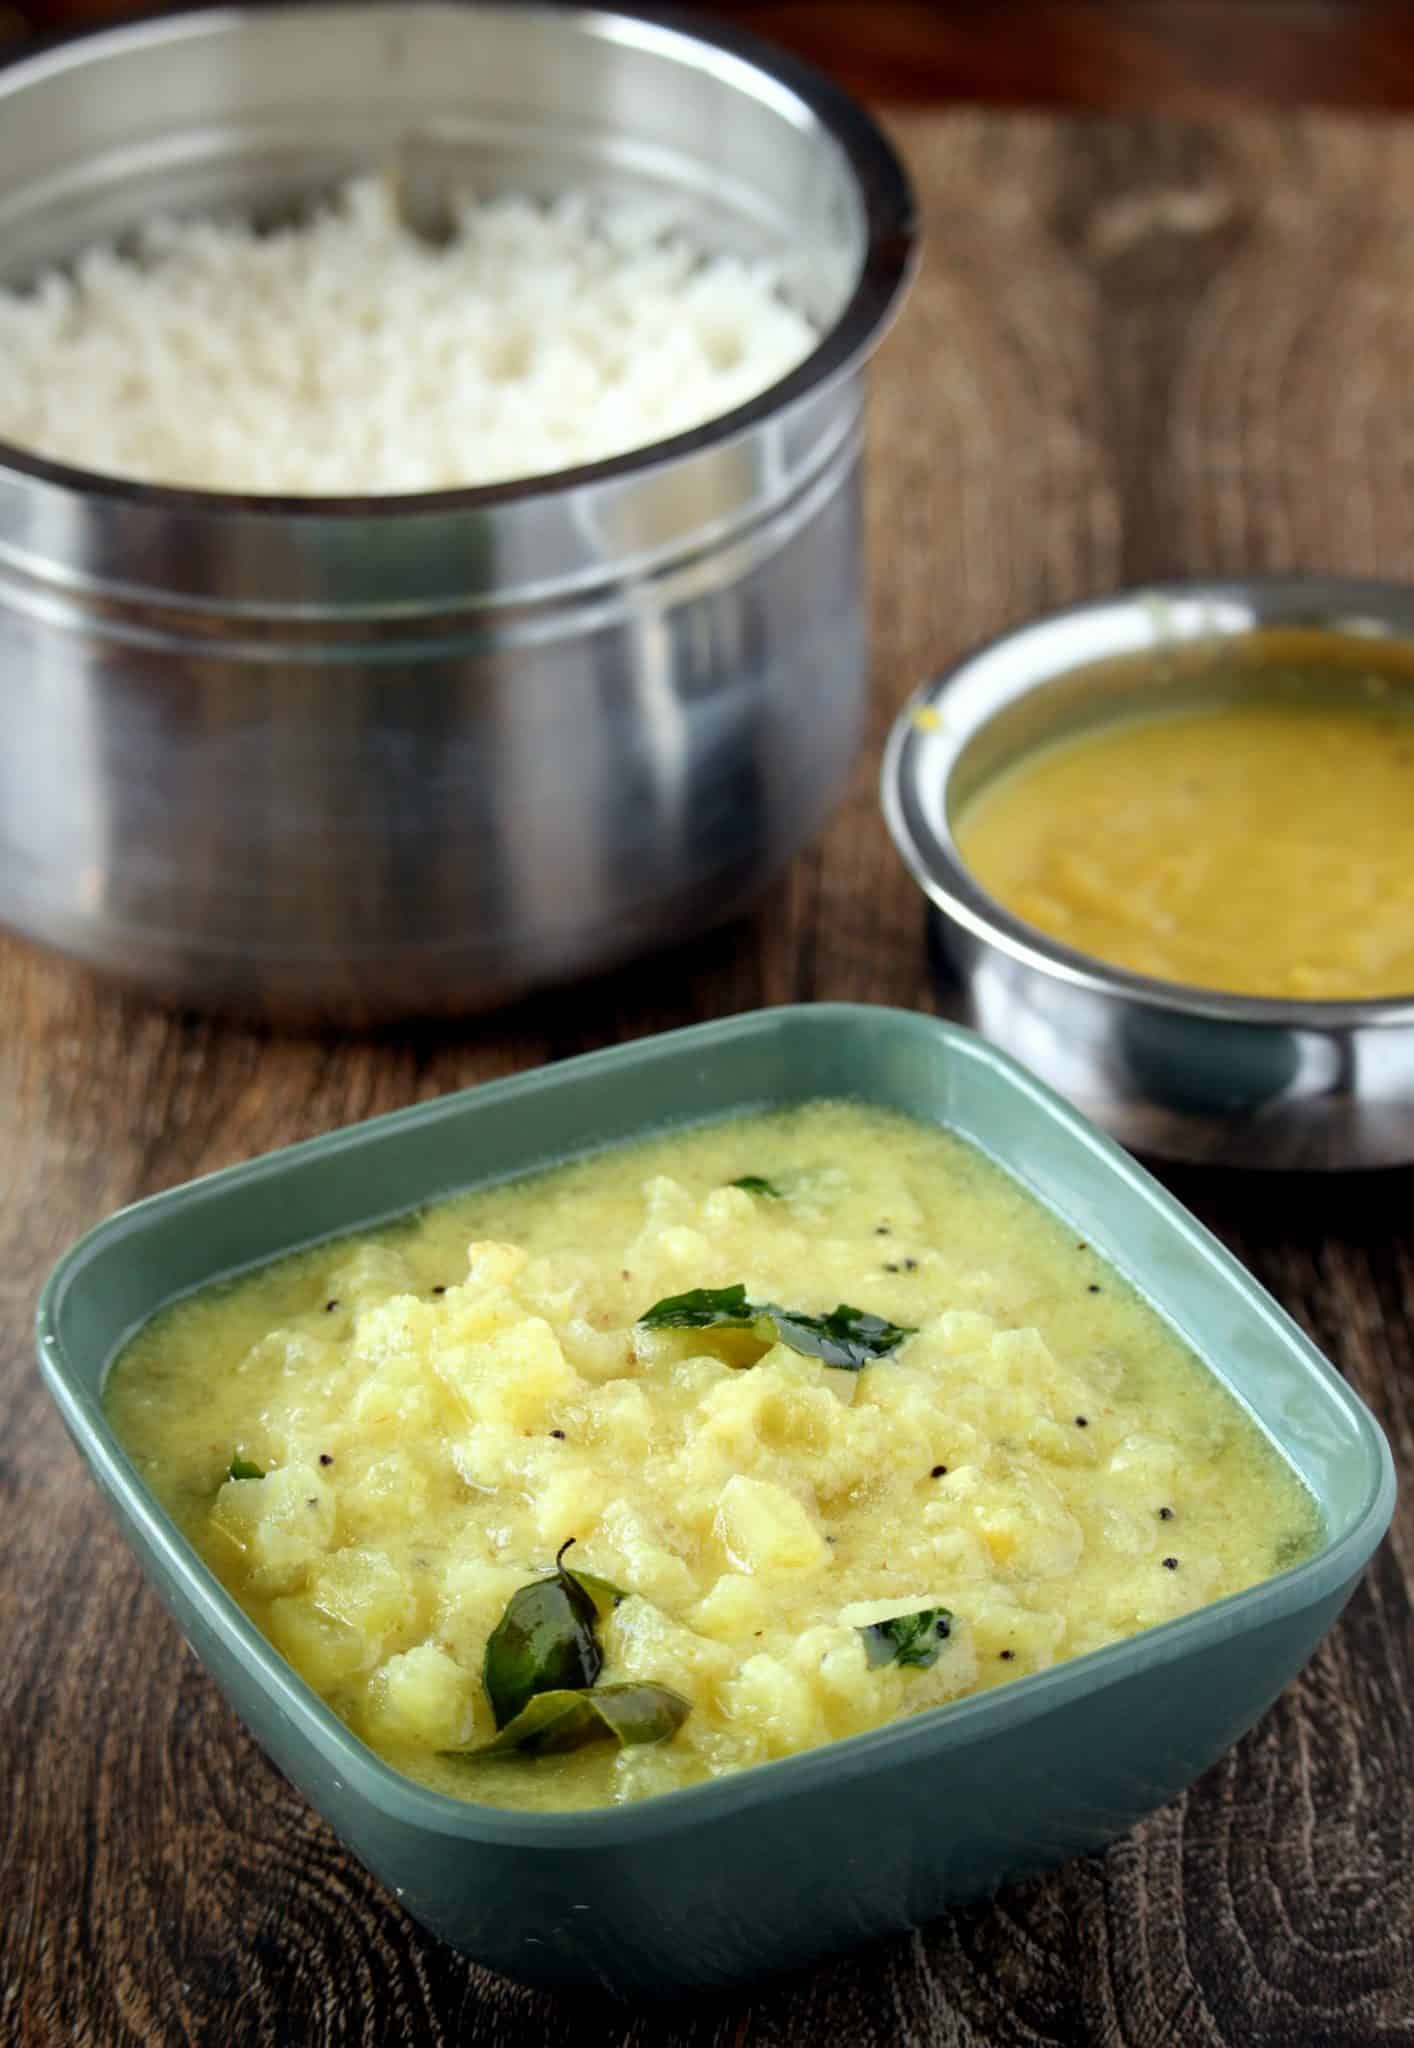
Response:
[0,3,915,1021]
[883,578,1414,1170]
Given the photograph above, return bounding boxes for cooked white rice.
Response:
[0,177,819,494]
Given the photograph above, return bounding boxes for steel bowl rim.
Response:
[882,573,1414,1032]
[0,0,918,520]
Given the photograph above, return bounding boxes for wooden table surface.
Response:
[2,35,1413,2048]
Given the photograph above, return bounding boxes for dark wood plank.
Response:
[714,2,1414,112]
[13,1,1414,114]
[4,108,1413,2047]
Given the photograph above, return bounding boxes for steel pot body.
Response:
[0,3,915,1019]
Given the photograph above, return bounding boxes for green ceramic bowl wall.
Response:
[37,1006,1395,1993]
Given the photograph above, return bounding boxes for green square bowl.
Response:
[36,1006,1395,1995]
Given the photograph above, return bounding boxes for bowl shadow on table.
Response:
[424,1873,1077,2030]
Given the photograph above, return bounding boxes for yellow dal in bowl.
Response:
[955,694,1414,1000]
[107,1102,1318,1812]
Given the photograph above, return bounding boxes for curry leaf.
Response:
[731,1175,784,1198]
[442,1683,692,1761]
[564,1564,627,1626]
[767,1304,917,1370]
[482,1540,609,1730]
[858,1608,953,1670]
[639,1286,915,1371]
[640,1283,760,1330]
[227,1455,265,1481]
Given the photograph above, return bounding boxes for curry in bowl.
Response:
[954,668,1414,1002]
[107,1100,1319,1813]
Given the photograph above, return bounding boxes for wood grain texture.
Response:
[4,111,1414,2046]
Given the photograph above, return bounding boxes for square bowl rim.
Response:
[36,1001,1397,1850]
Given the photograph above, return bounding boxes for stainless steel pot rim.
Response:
[0,0,917,519]
[883,574,1414,1033]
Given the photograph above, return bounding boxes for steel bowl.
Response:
[882,577,1414,1170]
[0,2,915,1023]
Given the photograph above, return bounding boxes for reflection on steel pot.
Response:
[0,3,916,1021]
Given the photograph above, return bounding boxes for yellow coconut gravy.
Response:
[106,1102,1319,1811]
[955,683,1414,1000]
